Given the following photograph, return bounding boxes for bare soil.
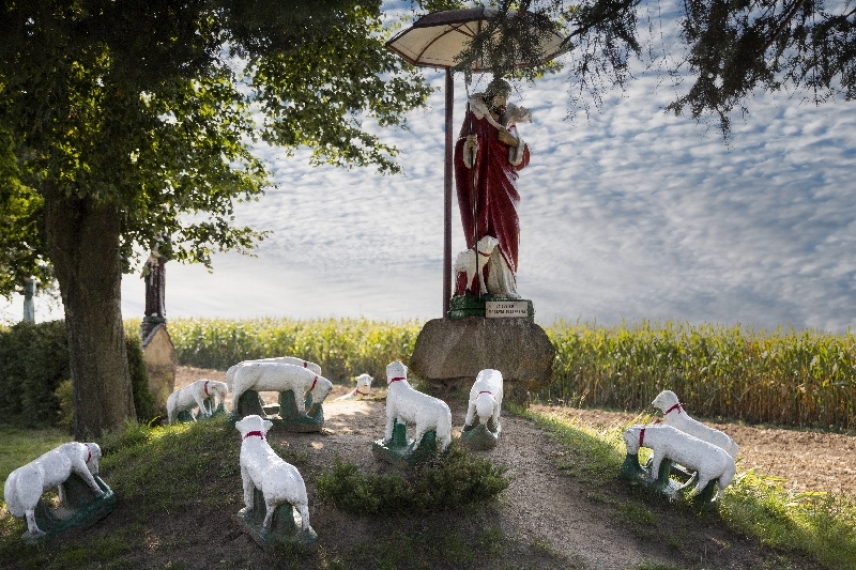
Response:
[160,367,856,569]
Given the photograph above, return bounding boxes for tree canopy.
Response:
[0,0,431,436]
[431,0,856,133]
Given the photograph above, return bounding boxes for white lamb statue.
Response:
[454,235,499,296]
[651,390,739,459]
[4,442,105,539]
[463,368,504,434]
[226,356,322,389]
[235,415,310,532]
[229,362,333,416]
[334,373,374,401]
[166,379,229,423]
[384,361,452,451]
[623,424,736,501]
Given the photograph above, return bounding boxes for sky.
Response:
[4,1,856,332]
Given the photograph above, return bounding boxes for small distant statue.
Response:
[334,373,374,401]
[140,236,168,339]
[454,77,531,299]
[22,274,35,323]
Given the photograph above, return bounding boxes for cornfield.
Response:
[542,320,856,431]
[126,317,856,430]
[137,317,424,383]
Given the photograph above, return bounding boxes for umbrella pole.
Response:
[443,67,454,318]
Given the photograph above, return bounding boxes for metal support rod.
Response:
[443,67,454,318]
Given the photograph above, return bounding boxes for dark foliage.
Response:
[0,322,156,428]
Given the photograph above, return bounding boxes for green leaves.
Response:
[0,0,432,295]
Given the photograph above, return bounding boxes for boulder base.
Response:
[408,317,555,402]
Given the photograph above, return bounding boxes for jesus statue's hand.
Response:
[497,126,519,148]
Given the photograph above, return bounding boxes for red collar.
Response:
[665,403,682,415]
[639,428,646,448]
[204,381,210,397]
[388,376,405,384]
[243,431,265,440]
[309,376,318,392]
[85,445,92,464]
[355,388,370,396]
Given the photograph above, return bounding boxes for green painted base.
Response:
[229,390,324,433]
[25,474,116,543]
[448,294,534,321]
[460,423,499,450]
[620,453,718,506]
[236,488,318,550]
[372,421,439,467]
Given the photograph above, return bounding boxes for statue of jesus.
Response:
[453,77,530,299]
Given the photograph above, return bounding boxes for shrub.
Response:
[316,443,510,514]
[0,321,157,428]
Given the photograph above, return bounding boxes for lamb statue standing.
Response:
[4,442,105,539]
[383,361,452,452]
[166,379,229,423]
[226,356,322,390]
[228,362,333,417]
[463,368,504,434]
[651,390,739,459]
[623,424,736,501]
[334,373,374,401]
[235,415,311,533]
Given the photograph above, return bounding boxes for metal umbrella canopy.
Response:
[386,7,565,316]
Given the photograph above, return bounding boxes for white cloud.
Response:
[5,2,856,333]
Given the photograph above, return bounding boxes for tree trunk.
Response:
[44,185,137,439]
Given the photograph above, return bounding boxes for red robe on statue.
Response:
[454,106,530,296]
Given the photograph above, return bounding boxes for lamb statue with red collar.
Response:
[383,361,452,452]
[463,368,504,434]
[4,442,105,539]
[334,373,374,401]
[236,414,311,533]
[166,379,229,423]
[623,424,736,501]
[652,390,739,459]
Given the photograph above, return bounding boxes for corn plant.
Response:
[542,320,856,430]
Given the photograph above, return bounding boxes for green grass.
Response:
[0,425,71,483]
[520,405,856,570]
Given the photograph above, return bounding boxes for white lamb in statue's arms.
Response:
[469,95,532,129]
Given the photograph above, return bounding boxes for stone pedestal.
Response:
[142,324,177,412]
[230,390,325,432]
[408,317,555,403]
[372,420,439,468]
[236,487,318,549]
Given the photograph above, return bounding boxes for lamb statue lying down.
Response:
[4,442,105,539]
[652,390,739,459]
[384,361,452,452]
[334,373,374,401]
[463,368,504,434]
[166,379,228,423]
[236,415,310,532]
[623,424,736,501]
[228,362,333,417]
